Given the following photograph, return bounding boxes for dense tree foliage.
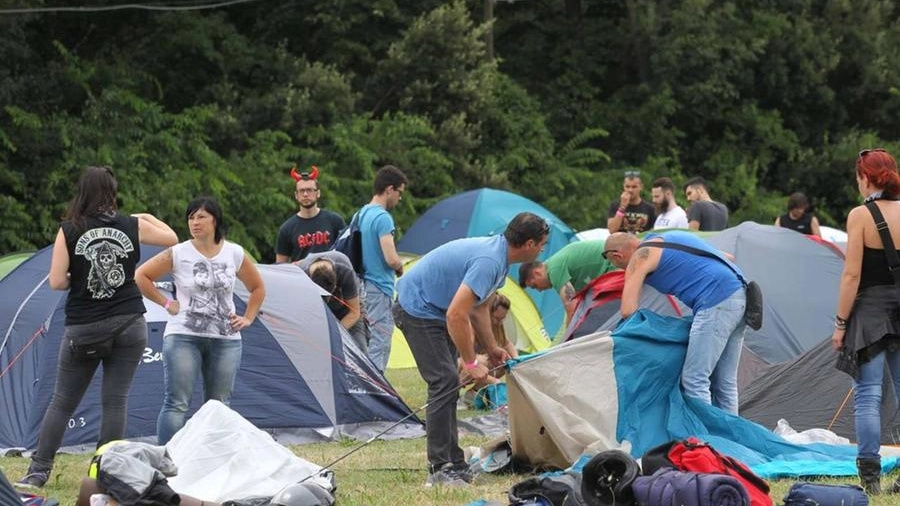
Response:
[1,0,898,260]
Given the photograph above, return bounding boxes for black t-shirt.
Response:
[275,210,346,262]
[62,213,145,325]
[607,200,657,233]
[778,212,813,235]
[298,251,359,320]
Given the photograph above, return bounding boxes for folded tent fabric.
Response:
[631,468,749,506]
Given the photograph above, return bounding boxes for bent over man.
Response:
[603,231,747,414]
[394,212,549,486]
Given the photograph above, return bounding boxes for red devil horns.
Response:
[290,165,320,181]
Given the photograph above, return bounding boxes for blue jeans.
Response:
[31,314,146,472]
[682,288,747,414]
[157,334,242,444]
[854,349,900,458]
[364,280,394,371]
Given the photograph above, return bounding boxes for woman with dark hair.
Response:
[18,166,178,489]
[832,148,900,494]
[775,192,821,236]
[135,196,265,444]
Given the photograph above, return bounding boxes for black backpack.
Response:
[330,208,370,275]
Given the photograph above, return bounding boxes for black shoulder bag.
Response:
[68,313,143,360]
[639,242,764,330]
[864,201,900,294]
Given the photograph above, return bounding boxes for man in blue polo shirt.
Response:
[394,212,550,487]
[603,231,747,414]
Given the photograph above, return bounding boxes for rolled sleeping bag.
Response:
[632,468,749,506]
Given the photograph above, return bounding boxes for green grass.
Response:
[2,367,900,505]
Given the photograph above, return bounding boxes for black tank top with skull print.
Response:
[62,212,144,324]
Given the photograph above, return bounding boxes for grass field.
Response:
[1,367,896,505]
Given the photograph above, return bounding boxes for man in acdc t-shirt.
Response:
[275,166,346,263]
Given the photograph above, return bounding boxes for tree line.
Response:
[1,0,898,261]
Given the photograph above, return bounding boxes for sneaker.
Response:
[425,463,470,487]
[15,470,48,489]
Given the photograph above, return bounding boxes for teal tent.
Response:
[397,188,577,336]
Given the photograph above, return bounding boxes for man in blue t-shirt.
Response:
[394,212,550,487]
[603,231,747,414]
[358,165,408,371]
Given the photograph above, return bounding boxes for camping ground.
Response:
[0,367,894,506]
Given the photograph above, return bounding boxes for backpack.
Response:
[641,437,771,506]
[330,207,369,275]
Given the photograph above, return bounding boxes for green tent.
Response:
[0,252,33,280]
[387,255,551,369]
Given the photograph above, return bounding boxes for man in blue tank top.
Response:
[603,231,747,414]
[394,212,550,486]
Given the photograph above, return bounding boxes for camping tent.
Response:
[558,223,895,445]
[0,252,32,280]
[566,223,845,365]
[386,255,552,369]
[574,228,609,242]
[507,313,894,478]
[0,245,422,453]
[396,188,577,337]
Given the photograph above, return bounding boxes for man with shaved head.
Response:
[602,231,747,413]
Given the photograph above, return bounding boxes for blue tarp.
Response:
[611,311,898,479]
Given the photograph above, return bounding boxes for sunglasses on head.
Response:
[859,148,886,160]
[624,170,641,177]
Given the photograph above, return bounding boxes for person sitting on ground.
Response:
[683,177,729,231]
[775,192,821,236]
[297,250,367,351]
[519,239,617,321]
[458,293,519,402]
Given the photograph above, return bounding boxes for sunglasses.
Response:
[859,148,886,160]
[624,170,641,177]
[601,249,618,260]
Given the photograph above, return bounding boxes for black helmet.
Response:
[581,449,640,506]
[270,482,334,506]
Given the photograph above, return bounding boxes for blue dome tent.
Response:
[397,188,577,336]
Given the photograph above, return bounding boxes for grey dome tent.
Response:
[0,245,422,454]
[563,222,897,443]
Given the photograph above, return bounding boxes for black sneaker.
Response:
[15,470,48,489]
[425,463,470,487]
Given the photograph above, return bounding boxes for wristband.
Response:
[615,209,625,218]
[463,359,479,370]
[164,299,175,310]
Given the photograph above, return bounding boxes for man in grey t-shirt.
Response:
[683,177,729,231]
[297,251,368,351]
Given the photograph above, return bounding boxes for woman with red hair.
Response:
[833,148,900,494]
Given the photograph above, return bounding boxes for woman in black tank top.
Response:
[831,149,900,495]
[774,192,821,236]
[17,167,177,490]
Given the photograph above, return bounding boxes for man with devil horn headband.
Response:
[275,166,346,263]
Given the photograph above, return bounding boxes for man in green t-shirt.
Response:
[519,239,617,320]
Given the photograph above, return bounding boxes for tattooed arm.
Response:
[621,243,662,318]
